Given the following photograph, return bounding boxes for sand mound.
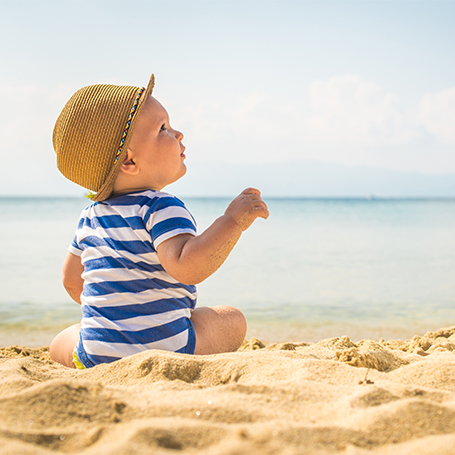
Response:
[2,327,455,454]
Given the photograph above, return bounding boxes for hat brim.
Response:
[92,74,155,202]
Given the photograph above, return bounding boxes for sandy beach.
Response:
[2,327,455,455]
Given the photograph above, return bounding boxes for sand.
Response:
[2,328,455,454]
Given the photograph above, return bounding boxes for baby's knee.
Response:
[49,336,58,362]
[216,305,246,333]
[231,307,247,338]
[49,334,71,367]
[218,305,247,344]
[192,305,247,354]
[49,323,81,368]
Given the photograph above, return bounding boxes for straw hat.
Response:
[53,74,155,201]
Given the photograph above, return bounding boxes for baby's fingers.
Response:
[241,187,262,197]
[253,201,269,219]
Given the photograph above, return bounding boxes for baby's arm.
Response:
[157,188,269,285]
[62,252,84,304]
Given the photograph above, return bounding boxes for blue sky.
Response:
[0,0,454,196]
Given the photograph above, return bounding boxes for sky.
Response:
[0,0,454,197]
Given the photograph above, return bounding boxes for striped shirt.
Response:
[69,190,198,368]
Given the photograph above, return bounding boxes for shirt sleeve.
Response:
[145,194,197,249]
[68,233,83,256]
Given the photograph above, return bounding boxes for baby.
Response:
[49,74,269,369]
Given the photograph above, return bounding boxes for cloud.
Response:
[0,82,82,194]
[305,75,421,146]
[2,76,455,195]
[418,87,455,145]
[0,82,79,157]
[179,75,426,153]
[167,75,455,175]
[173,90,297,163]
[177,90,294,141]
[177,75,428,166]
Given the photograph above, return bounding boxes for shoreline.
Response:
[2,326,455,454]
[1,319,451,350]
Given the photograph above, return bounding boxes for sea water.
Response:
[1,196,455,346]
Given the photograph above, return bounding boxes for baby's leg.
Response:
[49,323,81,368]
[190,305,247,355]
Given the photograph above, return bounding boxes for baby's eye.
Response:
[160,123,166,131]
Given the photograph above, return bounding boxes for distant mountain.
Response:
[169,160,455,198]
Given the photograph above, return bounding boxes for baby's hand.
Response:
[225,188,269,231]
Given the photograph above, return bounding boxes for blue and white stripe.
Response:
[70,190,198,367]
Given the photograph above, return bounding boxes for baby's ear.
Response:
[119,149,139,175]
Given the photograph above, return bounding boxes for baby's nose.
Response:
[175,129,184,141]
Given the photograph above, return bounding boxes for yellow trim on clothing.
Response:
[72,349,86,370]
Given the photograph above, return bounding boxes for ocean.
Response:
[1,195,455,347]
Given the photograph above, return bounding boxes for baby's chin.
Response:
[178,163,188,180]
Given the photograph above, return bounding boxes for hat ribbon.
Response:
[114,87,145,164]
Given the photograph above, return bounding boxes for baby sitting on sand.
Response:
[49,74,269,369]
